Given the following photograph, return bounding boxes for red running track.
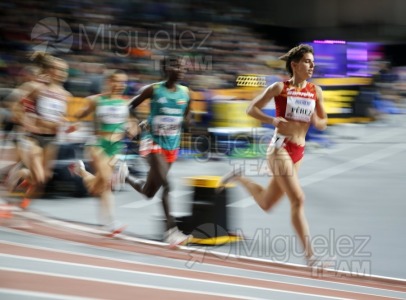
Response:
[0,212,405,300]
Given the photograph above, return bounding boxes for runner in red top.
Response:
[220,44,332,267]
[272,80,318,163]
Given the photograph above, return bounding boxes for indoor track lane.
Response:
[1,212,405,300]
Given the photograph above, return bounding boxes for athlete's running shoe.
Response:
[19,198,31,210]
[216,166,244,193]
[164,227,193,248]
[103,221,127,238]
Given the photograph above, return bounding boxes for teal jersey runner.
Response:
[147,82,190,150]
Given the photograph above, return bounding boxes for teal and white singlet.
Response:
[147,82,190,150]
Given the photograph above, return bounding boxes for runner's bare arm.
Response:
[128,84,154,112]
[247,82,284,126]
[125,115,140,139]
[74,96,97,120]
[183,89,193,132]
[311,85,328,130]
[10,83,41,124]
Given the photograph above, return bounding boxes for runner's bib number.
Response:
[96,105,129,124]
[152,115,182,136]
[285,97,315,122]
[37,96,66,122]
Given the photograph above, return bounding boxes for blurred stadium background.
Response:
[1,0,405,120]
[1,0,406,291]
[1,0,406,191]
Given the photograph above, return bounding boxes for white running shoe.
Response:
[103,221,127,238]
[217,166,244,193]
[164,227,193,248]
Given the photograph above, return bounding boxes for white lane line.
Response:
[1,239,404,298]
[229,143,406,208]
[0,288,95,300]
[0,266,351,300]
[3,222,406,286]
[5,212,166,247]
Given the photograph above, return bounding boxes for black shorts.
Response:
[27,132,57,148]
[2,120,15,132]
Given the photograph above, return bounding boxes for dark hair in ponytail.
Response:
[279,44,314,76]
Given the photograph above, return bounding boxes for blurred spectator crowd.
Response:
[1,0,405,122]
[0,0,288,96]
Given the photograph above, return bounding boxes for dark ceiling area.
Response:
[244,0,406,42]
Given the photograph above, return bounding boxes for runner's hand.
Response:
[272,117,288,129]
